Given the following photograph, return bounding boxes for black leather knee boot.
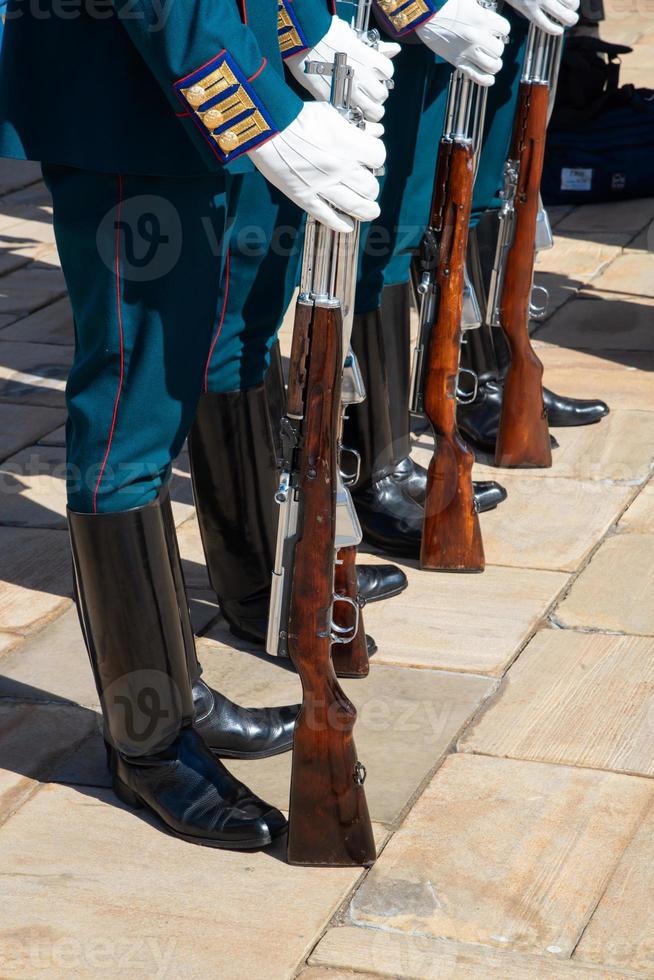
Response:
[68,497,286,849]
[188,385,278,644]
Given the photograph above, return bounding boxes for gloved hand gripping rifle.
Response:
[267,51,376,868]
[490,25,564,467]
[409,51,492,572]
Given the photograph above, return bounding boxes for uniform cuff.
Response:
[373,0,440,38]
[174,51,301,165]
[278,0,310,58]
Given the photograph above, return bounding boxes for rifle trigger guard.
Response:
[340,447,361,487]
[354,761,367,786]
[530,285,549,320]
[455,368,479,405]
[330,595,360,644]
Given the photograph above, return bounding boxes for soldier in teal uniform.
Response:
[186,1,410,648]
[0,0,386,848]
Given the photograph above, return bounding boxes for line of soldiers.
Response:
[0,0,608,853]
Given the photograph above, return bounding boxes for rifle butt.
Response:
[496,354,552,468]
[332,546,369,679]
[420,438,485,572]
[287,696,376,867]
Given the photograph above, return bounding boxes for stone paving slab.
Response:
[616,482,654,534]
[556,533,654,635]
[555,197,654,238]
[0,239,56,279]
[309,927,639,980]
[0,159,41,196]
[592,253,654,299]
[346,754,654,957]
[0,403,66,463]
[191,639,494,827]
[535,289,654,351]
[0,631,22,657]
[459,630,654,777]
[459,473,629,571]
[360,561,566,675]
[0,296,73,345]
[0,443,68,528]
[533,234,626,315]
[0,527,72,634]
[37,423,66,446]
[574,802,654,976]
[536,346,654,413]
[0,340,71,407]
[0,263,66,318]
[471,410,654,485]
[0,701,96,825]
[0,782,385,980]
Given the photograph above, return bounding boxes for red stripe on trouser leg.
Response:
[93,174,126,514]
[203,248,231,393]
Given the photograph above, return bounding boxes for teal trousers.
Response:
[204,173,304,394]
[45,164,242,514]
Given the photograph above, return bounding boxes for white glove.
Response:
[285,16,400,126]
[248,102,385,233]
[505,0,579,34]
[416,0,511,87]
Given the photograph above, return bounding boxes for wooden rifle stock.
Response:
[421,140,485,572]
[286,300,375,868]
[495,82,552,468]
[332,546,369,678]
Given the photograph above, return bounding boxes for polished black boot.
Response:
[458,216,608,454]
[68,497,286,849]
[159,493,297,760]
[344,304,426,558]
[269,343,407,605]
[188,385,277,645]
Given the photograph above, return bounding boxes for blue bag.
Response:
[543,38,654,205]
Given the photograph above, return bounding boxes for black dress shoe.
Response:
[543,387,609,427]
[458,380,559,460]
[390,454,506,514]
[474,480,507,512]
[112,728,287,848]
[356,564,408,603]
[192,679,298,760]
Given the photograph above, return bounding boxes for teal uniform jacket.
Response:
[0,0,330,174]
[0,0,332,513]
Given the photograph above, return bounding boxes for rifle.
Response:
[268,0,386,680]
[273,54,376,868]
[409,67,489,572]
[490,26,564,467]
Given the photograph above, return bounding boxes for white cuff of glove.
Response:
[416,0,511,87]
[286,16,400,124]
[248,102,385,234]
[505,0,580,34]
